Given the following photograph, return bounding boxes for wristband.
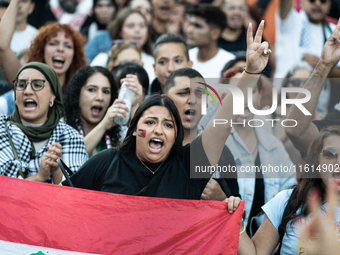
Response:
[244,68,262,75]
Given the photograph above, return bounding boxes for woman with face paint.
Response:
[64,21,271,203]
[0,62,88,183]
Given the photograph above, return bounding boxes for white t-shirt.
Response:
[262,189,340,255]
[189,47,235,79]
[90,51,155,85]
[274,9,336,79]
[11,24,37,55]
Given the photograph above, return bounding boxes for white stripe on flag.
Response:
[0,240,100,255]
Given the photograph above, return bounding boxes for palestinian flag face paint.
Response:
[138,129,146,138]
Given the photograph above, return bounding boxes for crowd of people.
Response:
[0,0,340,253]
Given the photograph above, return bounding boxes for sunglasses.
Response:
[320,147,339,162]
[224,5,248,12]
[309,0,327,4]
[13,79,46,91]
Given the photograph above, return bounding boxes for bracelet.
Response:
[244,68,262,75]
[240,218,245,235]
[240,226,246,235]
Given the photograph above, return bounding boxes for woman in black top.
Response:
[65,21,271,201]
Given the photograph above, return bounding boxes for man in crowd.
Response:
[10,0,36,56]
[185,4,234,79]
[275,0,340,78]
[164,67,240,201]
[286,20,340,157]
[36,0,92,30]
[150,0,175,44]
[219,0,248,56]
[150,33,192,94]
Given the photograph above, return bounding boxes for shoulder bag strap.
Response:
[5,120,26,179]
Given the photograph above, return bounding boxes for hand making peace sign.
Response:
[245,20,272,75]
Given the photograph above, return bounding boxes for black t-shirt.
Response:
[150,78,162,95]
[217,27,247,57]
[217,145,240,198]
[65,136,238,199]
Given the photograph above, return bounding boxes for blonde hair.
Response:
[107,43,141,70]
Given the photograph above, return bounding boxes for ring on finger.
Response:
[113,107,117,112]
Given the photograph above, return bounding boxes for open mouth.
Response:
[185,109,196,121]
[149,138,163,153]
[231,16,241,22]
[332,173,340,179]
[160,5,169,12]
[24,99,37,110]
[239,106,250,118]
[91,106,103,117]
[311,8,322,15]
[52,57,65,68]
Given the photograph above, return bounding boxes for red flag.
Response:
[0,176,244,254]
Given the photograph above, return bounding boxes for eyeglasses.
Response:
[13,79,46,91]
[288,78,308,87]
[309,0,327,4]
[111,39,138,47]
[224,5,248,12]
[320,148,339,162]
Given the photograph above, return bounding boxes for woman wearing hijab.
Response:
[0,62,88,183]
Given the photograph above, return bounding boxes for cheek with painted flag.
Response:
[138,129,146,138]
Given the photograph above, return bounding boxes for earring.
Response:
[49,101,54,107]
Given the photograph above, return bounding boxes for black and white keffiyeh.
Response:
[0,115,89,182]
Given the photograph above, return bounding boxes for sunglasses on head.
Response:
[320,147,339,161]
[309,0,327,4]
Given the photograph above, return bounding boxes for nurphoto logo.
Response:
[199,82,312,128]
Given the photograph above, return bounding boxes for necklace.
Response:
[138,157,164,175]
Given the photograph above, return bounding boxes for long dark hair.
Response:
[119,94,183,158]
[107,7,152,55]
[281,125,340,235]
[64,66,121,145]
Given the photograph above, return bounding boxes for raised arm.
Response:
[202,21,271,166]
[84,99,128,155]
[285,19,340,157]
[0,0,22,87]
[279,0,292,20]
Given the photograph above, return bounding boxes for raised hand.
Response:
[120,74,144,107]
[246,20,271,74]
[104,99,129,129]
[320,18,340,68]
[299,180,340,255]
